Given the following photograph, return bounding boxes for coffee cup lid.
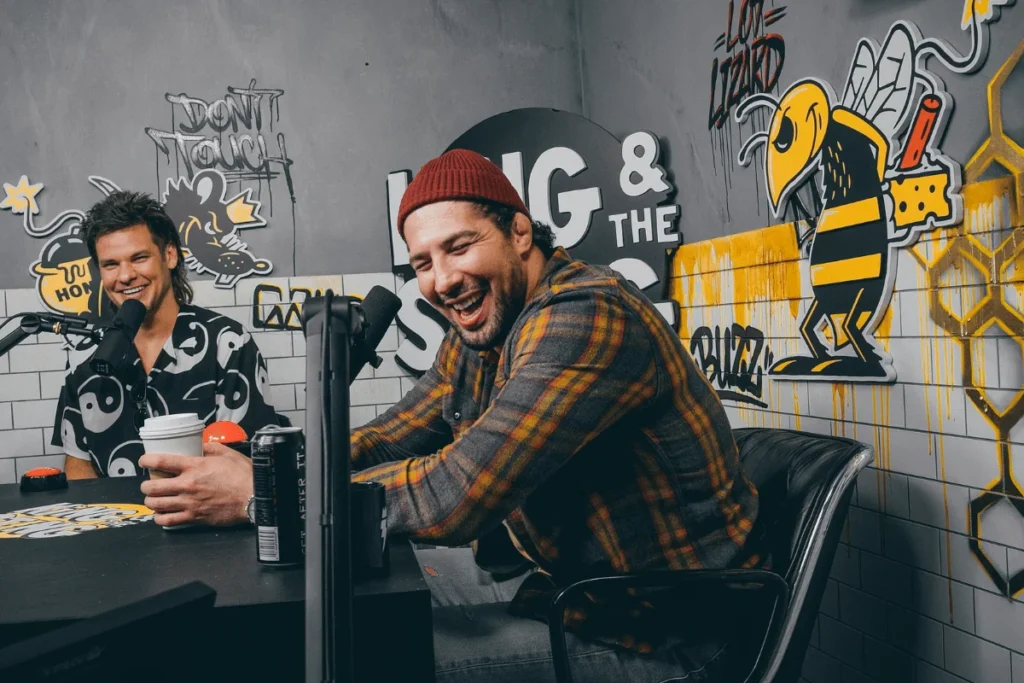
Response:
[139,413,205,438]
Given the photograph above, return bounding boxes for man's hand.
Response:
[139,443,252,527]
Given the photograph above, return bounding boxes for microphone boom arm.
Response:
[0,312,105,359]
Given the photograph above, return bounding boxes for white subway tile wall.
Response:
[0,274,418,483]
[5,255,1023,683]
[674,233,1024,683]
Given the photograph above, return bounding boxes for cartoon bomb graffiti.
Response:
[32,227,104,318]
[0,175,122,325]
[162,169,273,288]
[734,3,1010,382]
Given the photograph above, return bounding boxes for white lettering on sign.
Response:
[395,278,447,374]
[527,146,603,249]
[387,170,411,269]
[619,131,670,198]
[501,151,526,201]
[656,205,680,243]
[385,129,682,373]
[610,205,681,248]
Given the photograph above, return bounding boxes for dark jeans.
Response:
[415,547,728,683]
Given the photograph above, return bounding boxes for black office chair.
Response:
[548,427,873,683]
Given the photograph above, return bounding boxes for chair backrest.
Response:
[733,427,872,683]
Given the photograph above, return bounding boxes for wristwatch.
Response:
[245,495,256,525]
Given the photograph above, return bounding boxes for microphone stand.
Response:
[0,313,103,358]
[301,291,367,683]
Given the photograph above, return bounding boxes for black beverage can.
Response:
[252,425,306,566]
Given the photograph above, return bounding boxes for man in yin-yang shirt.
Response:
[52,191,279,527]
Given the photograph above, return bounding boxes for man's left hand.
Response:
[139,442,252,527]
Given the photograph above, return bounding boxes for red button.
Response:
[203,421,248,444]
[24,467,62,477]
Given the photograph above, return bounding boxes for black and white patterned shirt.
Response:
[52,304,279,477]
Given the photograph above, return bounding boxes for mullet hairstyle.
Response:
[82,191,194,306]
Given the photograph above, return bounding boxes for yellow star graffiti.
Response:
[963,0,1013,28]
[0,175,44,215]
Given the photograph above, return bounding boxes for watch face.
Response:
[246,498,256,524]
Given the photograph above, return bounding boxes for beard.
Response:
[453,262,528,351]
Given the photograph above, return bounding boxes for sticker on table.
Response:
[0,503,154,539]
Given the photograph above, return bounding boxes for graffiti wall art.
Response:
[251,281,351,331]
[163,169,273,288]
[733,1,1011,383]
[908,40,1024,598]
[708,0,788,219]
[690,323,775,407]
[145,79,296,221]
[0,174,123,322]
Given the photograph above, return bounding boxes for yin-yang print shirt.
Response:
[52,304,279,477]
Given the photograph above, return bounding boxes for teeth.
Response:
[122,286,144,295]
[452,294,483,312]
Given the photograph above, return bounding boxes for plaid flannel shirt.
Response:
[352,248,761,652]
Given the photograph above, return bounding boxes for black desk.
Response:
[0,476,434,682]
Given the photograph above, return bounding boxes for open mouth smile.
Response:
[447,291,487,329]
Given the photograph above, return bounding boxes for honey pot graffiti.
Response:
[0,175,123,321]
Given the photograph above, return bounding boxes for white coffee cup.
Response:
[139,413,205,530]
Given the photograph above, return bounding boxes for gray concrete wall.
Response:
[0,0,582,287]
[577,0,1024,240]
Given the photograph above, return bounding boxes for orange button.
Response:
[203,421,248,444]
[24,467,62,477]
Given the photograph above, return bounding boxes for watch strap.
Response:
[245,495,256,525]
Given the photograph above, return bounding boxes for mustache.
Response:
[439,286,487,306]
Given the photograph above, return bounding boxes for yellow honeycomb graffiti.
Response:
[910,40,1024,597]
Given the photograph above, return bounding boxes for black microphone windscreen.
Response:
[347,286,402,383]
[359,286,402,349]
[89,299,148,376]
[118,299,147,334]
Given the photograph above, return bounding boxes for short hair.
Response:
[83,191,193,306]
[472,201,557,258]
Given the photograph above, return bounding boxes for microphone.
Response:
[18,310,99,336]
[350,286,402,382]
[90,299,147,376]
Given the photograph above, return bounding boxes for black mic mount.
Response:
[0,311,106,359]
[299,286,403,683]
[301,290,363,683]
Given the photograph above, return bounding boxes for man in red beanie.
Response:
[351,149,762,683]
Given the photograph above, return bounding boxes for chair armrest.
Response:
[548,569,789,683]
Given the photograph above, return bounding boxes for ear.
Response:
[510,212,534,257]
[164,241,179,270]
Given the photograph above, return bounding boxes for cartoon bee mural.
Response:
[734,1,1010,382]
[163,169,274,288]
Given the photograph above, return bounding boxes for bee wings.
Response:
[839,23,918,152]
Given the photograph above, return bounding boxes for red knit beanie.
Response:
[397,149,531,237]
